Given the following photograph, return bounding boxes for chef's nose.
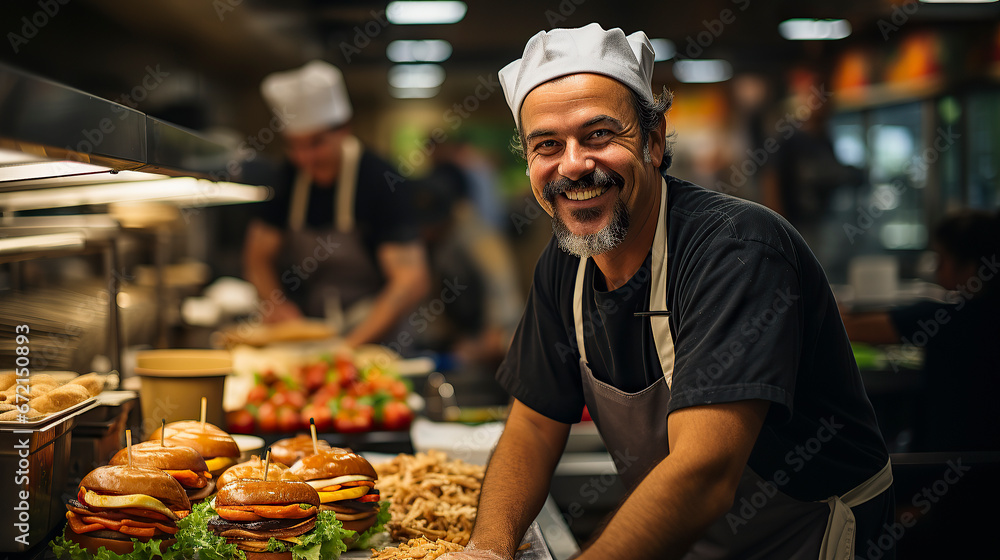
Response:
[557,139,596,181]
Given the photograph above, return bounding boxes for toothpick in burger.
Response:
[289,448,387,544]
[217,455,302,490]
[109,441,215,502]
[59,465,191,556]
[148,421,241,479]
[270,434,331,467]
[209,478,350,560]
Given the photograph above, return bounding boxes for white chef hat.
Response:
[261,60,353,135]
[498,23,655,127]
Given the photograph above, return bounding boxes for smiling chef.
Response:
[442,23,895,560]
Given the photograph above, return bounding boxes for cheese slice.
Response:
[278,536,302,544]
[81,489,178,521]
[317,486,368,502]
[304,475,373,490]
[205,456,238,472]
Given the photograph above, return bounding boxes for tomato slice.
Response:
[357,494,380,503]
[250,504,316,519]
[216,507,262,522]
[118,524,156,537]
[66,512,104,534]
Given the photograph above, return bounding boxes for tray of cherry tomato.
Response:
[227,354,415,435]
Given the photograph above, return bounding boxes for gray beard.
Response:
[552,197,630,258]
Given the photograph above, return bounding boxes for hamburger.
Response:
[148,421,241,479]
[109,441,215,502]
[64,465,191,555]
[217,455,302,490]
[270,434,331,467]
[289,449,381,534]
[209,479,321,560]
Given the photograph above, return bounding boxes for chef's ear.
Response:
[647,117,667,168]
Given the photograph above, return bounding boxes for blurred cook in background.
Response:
[243,60,430,347]
[843,209,1000,452]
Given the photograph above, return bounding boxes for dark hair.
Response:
[933,209,1000,267]
[510,84,675,172]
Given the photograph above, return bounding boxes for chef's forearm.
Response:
[469,401,569,560]
[344,241,431,346]
[574,454,733,560]
[577,401,768,560]
[343,277,425,346]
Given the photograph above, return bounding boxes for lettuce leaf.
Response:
[350,501,392,551]
[174,501,242,560]
[50,529,181,560]
[291,510,351,560]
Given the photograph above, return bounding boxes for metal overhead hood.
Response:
[0,62,268,206]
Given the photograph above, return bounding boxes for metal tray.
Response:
[0,396,98,430]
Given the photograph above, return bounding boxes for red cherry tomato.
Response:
[226,409,256,434]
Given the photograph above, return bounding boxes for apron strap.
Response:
[648,179,675,390]
[573,256,589,364]
[572,177,674,383]
[288,169,312,233]
[817,458,894,560]
[336,135,362,233]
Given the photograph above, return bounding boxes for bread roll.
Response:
[68,373,105,396]
[30,383,90,414]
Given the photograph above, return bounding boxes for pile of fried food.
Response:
[374,450,485,546]
[369,537,465,560]
[0,372,103,421]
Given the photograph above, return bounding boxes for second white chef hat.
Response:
[261,60,353,135]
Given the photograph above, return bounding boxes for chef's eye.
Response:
[533,140,559,154]
[589,129,614,142]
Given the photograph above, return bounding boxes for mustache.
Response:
[543,168,625,203]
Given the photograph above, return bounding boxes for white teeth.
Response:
[564,186,608,201]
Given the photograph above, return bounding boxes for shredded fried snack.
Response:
[374,450,485,546]
[369,537,465,560]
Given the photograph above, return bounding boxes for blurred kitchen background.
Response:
[1,0,998,555]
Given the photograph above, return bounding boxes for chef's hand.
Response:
[264,300,303,324]
[438,545,504,560]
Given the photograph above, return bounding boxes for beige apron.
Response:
[285,135,381,329]
[573,178,892,559]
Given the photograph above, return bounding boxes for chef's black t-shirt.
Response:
[254,150,419,258]
[497,176,890,505]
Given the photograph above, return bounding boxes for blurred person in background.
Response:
[445,23,893,560]
[759,66,864,259]
[413,139,523,371]
[242,60,430,347]
[843,209,1000,452]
